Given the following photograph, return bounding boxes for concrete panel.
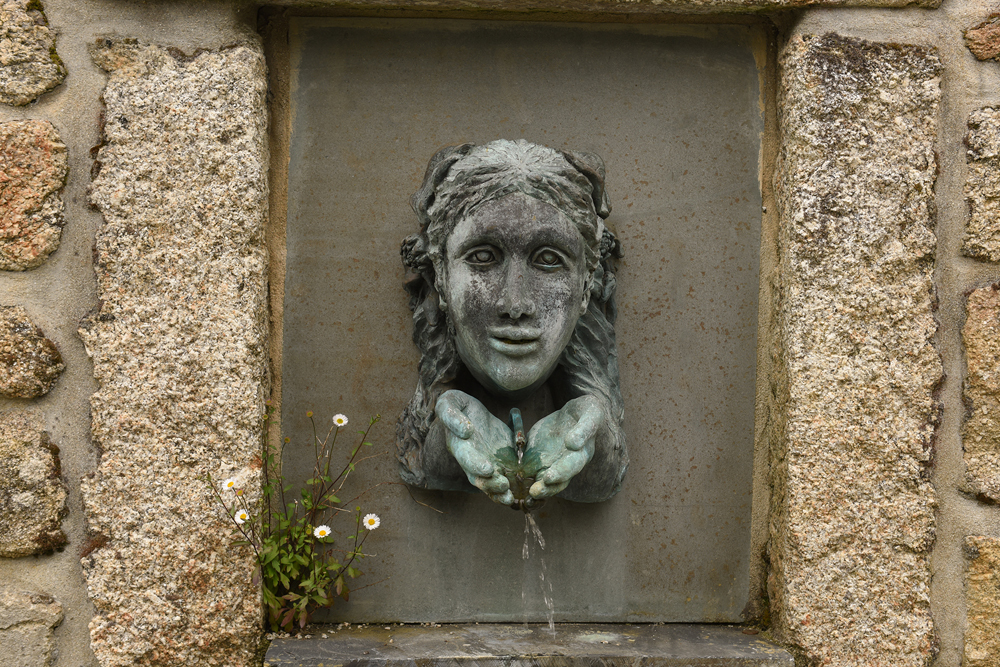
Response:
[283,18,762,622]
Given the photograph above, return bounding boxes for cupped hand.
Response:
[436,390,516,506]
[524,395,603,500]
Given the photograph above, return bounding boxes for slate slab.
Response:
[265,624,793,667]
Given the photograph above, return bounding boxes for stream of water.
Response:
[522,512,555,632]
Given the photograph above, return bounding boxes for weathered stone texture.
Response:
[81,39,268,666]
[0,1,65,106]
[962,285,1000,500]
[965,16,1000,61]
[0,585,63,667]
[0,120,68,270]
[964,536,1000,667]
[964,108,1000,262]
[772,34,941,667]
[0,305,64,398]
[0,410,67,557]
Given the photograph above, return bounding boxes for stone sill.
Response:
[264,0,941,14]
[264,623,794,666]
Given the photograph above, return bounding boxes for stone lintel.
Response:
[772,32,941,667]
[265,624,793,667]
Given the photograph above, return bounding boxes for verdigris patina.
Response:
[398,139,627,509]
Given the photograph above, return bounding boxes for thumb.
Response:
[566,407,601,451]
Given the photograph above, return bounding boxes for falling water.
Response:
[522,512,555,633]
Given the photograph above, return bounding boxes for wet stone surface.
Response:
[265,624,793,666]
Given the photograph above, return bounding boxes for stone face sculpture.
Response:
[398,139,627,509]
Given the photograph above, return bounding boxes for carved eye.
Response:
[532,249,564,270]
[465,248,497,266]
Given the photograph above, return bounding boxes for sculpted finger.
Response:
[451,441,495,478]
[542,450,590,484]
[476,472,510,496]
[565,407,602,451]
[437,401,474,439]
[529,477,570,499]
[490,490,515,507]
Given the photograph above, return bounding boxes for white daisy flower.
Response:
[222,478,238,491]
[234,509,250,524]
[332,414,349,427]
[363,514,380,531]
[313,525,332,539]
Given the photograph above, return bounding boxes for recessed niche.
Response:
[280,17,764,622]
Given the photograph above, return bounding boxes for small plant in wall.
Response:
[209,407,384,632]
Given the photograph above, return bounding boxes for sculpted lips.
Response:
[488,326,542,357]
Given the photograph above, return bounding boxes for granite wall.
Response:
[1,0,999,665]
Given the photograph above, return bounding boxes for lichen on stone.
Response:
[81,37,268,667]
[0,410,67,557]
[963,108,1000,262]
[771,32,941,667]
[0,0,65,106]
[0,119,68,270]
[0,305,64,398]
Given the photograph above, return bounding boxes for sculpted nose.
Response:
[497,266,535,320]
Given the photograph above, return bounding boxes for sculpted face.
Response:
[441,193,590,399]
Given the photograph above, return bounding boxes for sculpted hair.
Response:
[398,139,626,493]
